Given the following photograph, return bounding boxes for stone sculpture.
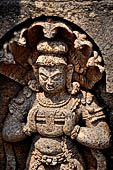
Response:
[1,18,111,170]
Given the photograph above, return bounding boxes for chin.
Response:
[43,88,55,93]
[44,88,61,94]
[46,90,58,94]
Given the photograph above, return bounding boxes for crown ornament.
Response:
[0,18,104,91]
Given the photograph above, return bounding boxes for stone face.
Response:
[0,17,112,170]
[0,1,113,170]
[0,0,113,93]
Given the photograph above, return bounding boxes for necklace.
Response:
[37,93,71,108]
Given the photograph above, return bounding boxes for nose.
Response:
[46,78,54,89]
[47,78,53,85]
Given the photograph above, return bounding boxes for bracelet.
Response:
[23,125,32,136]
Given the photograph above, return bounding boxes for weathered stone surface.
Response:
[0,17,112,170]
[0,0,113,170]
[0,0,113,91]
[0,74,21,170]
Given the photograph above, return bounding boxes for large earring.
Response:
[66,64,80,95]
[27,57,40,92]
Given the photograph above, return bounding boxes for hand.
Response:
[71,125,80,139]
[63,112,76,136]
[23,124,32,136]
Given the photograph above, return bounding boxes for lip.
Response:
[46,85,54,90]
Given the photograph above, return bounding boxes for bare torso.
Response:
[29,93,81,156]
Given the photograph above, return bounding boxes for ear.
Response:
[28,63,41,92]
[66,64,74,93]
[66,64,80,94]
[28,79,40,92]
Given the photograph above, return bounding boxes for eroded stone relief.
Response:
[1,18,111,170]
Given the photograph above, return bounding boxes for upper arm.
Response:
[81,92,106,127]
[2,86,35,142]
[9,86,34,121]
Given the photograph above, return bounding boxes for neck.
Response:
[44,89,69,103]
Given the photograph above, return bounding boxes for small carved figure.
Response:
[2,19,111,170]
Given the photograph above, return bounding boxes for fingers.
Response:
[71,125,80,139]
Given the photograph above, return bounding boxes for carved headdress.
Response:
[0,18,104,92]
[36,40,68,67]
[34,38,80,94]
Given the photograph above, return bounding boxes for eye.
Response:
[39,73,48,81]
[52,73,62,81]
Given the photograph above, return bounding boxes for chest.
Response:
[36,107,74,125]
[29,96,81,136]
[34,106,79,136]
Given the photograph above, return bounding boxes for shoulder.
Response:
[80,90,106,125]
[9,86,36,116]
[80,90,103,112]
[70,91,82,111]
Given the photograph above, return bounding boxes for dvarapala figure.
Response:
[2,20,111,170]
